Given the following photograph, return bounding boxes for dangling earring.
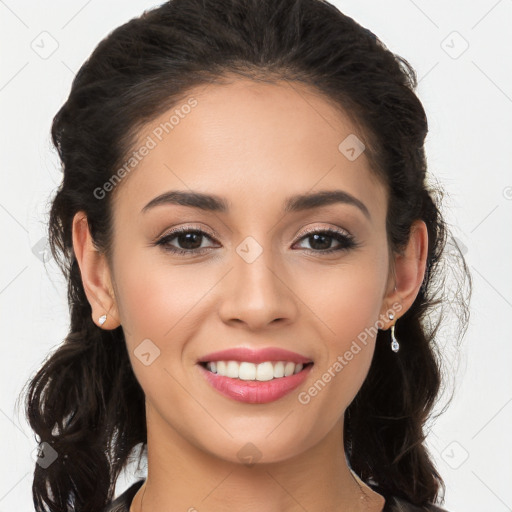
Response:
[98,314,107,326]
[387,312,400,352]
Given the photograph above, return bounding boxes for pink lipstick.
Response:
[196,347,314,404]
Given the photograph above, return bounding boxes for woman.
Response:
[24,0,471,511]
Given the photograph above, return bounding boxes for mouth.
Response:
[196,360,314,404]
[198,360,314,381]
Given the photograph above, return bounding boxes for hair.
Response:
[23,0,471,510]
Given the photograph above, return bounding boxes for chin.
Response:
[200,431,316,467]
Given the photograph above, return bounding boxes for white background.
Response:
[1,1,511,510]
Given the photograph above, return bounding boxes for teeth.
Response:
[205,360,306,380]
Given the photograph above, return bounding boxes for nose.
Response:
[217,246,298,331]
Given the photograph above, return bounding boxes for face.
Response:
[104,78,396,464]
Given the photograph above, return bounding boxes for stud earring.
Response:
[98,314,107,326]
[387,312,399,353]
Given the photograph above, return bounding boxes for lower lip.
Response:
[198,363,313,404]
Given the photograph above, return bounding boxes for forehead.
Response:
[111,78,386,221]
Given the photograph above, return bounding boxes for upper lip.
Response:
[197,347,313,365]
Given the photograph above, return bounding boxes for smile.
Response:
[197,361,314,404]
[202,360,309,380]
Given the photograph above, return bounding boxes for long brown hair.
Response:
[23,0,471,510]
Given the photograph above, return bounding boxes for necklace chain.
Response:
[137,472,376,512]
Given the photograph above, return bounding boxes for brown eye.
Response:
[294,228,357,254]
[156,228,218,255]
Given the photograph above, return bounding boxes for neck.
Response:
[132,404,385,512]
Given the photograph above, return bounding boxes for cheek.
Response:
[294,255,388,411]
[111,250,225,392]
[113,257,203,399]
[113,248,207,345]
[296,253,388,345]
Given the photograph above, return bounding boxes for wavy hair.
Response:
[23,0,471,510]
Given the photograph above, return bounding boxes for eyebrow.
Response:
[141,189,370,219]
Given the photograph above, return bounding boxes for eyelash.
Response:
[154,225,358,256]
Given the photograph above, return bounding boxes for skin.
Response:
[72,78,428,512]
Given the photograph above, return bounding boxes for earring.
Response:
[387,312,400,352]
[98,314,107,326]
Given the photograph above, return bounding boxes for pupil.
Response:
[179,233,202,249]
[310,234,331,250]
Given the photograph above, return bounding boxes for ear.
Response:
[380,219,429,325]
[71,211,120,330]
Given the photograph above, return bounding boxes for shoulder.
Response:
[384,495,451,512]
[102,480,144,512]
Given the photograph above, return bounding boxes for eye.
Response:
[154,226,358,256]
[293,227,357,255]
[155,227,219,256]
